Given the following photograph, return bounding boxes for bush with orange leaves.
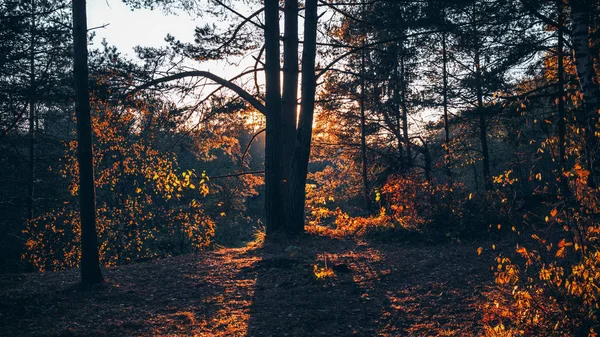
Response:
[307,172,513,239]
[23,97,215,271]
[381,174,513,237]
[483,164,600,336]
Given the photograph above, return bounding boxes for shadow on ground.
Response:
[0,235,494,337]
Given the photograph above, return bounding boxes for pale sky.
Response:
[86,0,260,106]
[87,0,199,57]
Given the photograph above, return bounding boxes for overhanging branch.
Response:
[131,70,267,115]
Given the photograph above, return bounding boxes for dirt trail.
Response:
[0,236,496,337]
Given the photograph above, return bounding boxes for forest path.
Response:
[0,235,496,337]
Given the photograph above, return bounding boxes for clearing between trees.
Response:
[0,235,499,337]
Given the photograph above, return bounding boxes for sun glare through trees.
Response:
[2,0,600,336]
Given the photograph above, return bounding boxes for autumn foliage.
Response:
[23,96,215,271]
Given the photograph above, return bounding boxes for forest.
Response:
[2,0,600,336]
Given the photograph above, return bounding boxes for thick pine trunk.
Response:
[287,0,318,233]
[281,0,299,206]
[570,1,600,186]
[73,0,103,284]
[264,0,285,234]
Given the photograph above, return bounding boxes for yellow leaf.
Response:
[136,188,142,194]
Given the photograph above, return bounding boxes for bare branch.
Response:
[207,170,265,179]
[131,70,267,115]
[241,128,266,169]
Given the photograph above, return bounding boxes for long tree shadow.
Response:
[245,236,491,337]
[245,235,384,337]
[0,235,492,336]
[0,249,258,337]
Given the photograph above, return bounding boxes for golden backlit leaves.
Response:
[23,91,215,271]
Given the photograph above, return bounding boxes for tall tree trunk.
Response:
[442,30,452,182]
[423,141,432,182]
[400,54,412,169]
[281,0,298,207]
[287,0,318,233]
[73,0,103,284]
[27,0,36,221]
[264,0,285,234]
[393,50,404,172]
[557,0,569,195]
[475,47,491,190]
[359,0,370,210]
[570,0,600,186]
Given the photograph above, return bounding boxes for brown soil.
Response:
[0,235,498,337]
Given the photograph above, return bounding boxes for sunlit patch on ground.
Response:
[0,236,493,337]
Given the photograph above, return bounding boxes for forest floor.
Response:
[0,235,502,337]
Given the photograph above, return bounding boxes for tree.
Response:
[72,0,102,284]
[129,0,321,235]
[287,0,318,233]
[0,0,73,271]
[568,0,600,186]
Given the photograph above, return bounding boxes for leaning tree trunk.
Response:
[570,0,600,187]
[287,0,318,233]
[263,0,285,234]
[73,0,103,284]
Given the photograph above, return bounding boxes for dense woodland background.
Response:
[3,0,600,335]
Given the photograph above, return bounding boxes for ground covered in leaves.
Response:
[0,235,499,336]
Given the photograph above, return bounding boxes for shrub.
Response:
[483,165,600,336]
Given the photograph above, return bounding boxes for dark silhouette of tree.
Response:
[72,0,102,284]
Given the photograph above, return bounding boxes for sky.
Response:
[87,0,199,57]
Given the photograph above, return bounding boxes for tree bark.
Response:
[423,141,432,182]
[281,0,299,217]
[442,30,452,182]
[557,0,569,195]
[73,0,103,284]
[393,50,404,172]
[474,42,491,190]
[359,0,370,210]
[264,0,285,234]
[570,0,600,186]
[287,0,318,233]
[400,54,412,169]
[27,0,36,221]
